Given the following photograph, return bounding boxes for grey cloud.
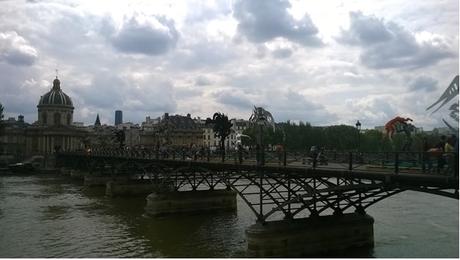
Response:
[338,11,454,69]
[409,76,437,92]
[212,90,253,109]
[73,75,125,109]
[111,16,179,56]
[271,47,292,59]
[255,45,267,59]
[195,76,212,86]
[0,63,46,122]
[0,31,38,66]
[72,73,176,123]
[173,41,236,70]
[175,87,203,99]
[74,73,176,112]
[233,0,322,46]
[268,90,337,124]
[339,12,392,45]
[346,96,398,127]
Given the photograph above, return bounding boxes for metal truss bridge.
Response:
[57,149,459,223]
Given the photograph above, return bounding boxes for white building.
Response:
[201,118,250,150]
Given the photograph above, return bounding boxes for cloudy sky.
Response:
[0,0,458,129]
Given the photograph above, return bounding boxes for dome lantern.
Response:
[52,77,61,91]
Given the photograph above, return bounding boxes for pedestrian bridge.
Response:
[57,149,458,222]
[56,149,458,256]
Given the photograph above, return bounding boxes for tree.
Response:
[206,112,233,162]
[0,103,4,121]
[0,103,4,154]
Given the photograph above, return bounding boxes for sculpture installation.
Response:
[249,106,275,166]
[384,116,415,151]
[249,106,275,130]
[426,75,459,133]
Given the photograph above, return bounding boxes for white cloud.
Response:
[0,31,38,66]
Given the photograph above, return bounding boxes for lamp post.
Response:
[355,120,361,151]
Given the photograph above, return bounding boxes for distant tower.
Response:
[95,114,101,127]
[115,110,123,126]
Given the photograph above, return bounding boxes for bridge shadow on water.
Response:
[79,188,248,257]
[78,187,380,258]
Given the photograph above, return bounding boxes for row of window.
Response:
[204,134,238,140]
[42,112,72,125]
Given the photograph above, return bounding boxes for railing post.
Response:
[285,173,292,219]
[384,152,389,167]
[394,152,399,174]
[421,152,426,173]
[311,178,318,217]
[348,152,353,171]
[455,153,459,177]
[238,148,243,164]
[283,150,287,166]
[258,169,264,223]
[313,153,317,169]
[261,147,265,166]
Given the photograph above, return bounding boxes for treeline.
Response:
[242,121,444,152]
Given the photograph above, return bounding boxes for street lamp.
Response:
[355,120,361,151]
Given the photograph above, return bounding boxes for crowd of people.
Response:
[424,134,458,175]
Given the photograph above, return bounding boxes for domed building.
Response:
[37,77,74,126]
[23,77,87,157]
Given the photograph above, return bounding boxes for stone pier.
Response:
[83,175,130,187]
[106,179,157,197]
[145,189,237,216]
[246,213,374,257]
[69,170,86,180]
[60,167,72,177]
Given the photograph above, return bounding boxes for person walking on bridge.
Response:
[435,135,447,173]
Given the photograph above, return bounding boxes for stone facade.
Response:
[140,113,203,149]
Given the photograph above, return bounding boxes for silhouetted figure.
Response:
[435,135,447,173]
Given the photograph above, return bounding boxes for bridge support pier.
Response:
[145,190,237,216]
[84,175,130,187]
[60,167,72,177]
[246,213,374,257]
[69,170,86,181]
[106,179,156,197]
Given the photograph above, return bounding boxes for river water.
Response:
[0,173,458,258]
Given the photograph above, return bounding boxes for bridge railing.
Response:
[75,148,458,176]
